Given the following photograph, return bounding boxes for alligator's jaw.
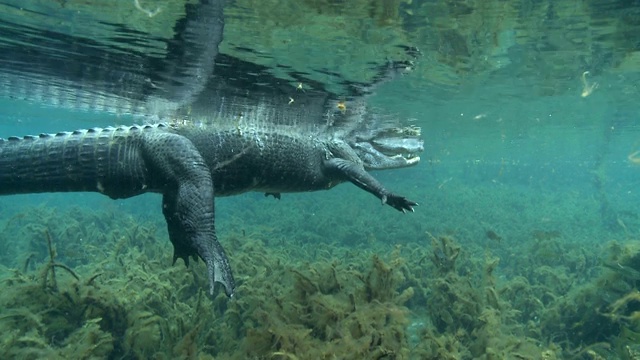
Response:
[351,125,424,170]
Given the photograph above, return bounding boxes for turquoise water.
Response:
[1,1,640,359]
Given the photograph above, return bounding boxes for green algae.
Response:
[536,241,640,360]
[0,191,639,359]
[0,205,418,359]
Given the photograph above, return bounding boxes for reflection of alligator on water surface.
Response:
[0,0,419,126]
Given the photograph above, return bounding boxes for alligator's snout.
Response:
[353,125,424,170]
[372,137,423,159]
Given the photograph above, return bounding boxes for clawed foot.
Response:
[382,193,417,213]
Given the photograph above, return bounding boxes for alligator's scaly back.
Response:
[0,125,165,197]
[184,59,421,149]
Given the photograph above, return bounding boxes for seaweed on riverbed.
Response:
[0,205,217,359]
[211,240,415,359]
[0,205,421,359]
[400,233,552,360]
[538,240,640,359]
[3,199,639,359]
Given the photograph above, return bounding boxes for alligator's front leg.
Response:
[325,158,417,213]
[141,133,235,297]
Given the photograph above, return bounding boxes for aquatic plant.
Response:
[0,193,638,359]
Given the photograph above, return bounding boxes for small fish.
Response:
[485,229,502,242]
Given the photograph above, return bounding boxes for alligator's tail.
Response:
[0,125,159,197]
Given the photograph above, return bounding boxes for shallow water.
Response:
[1,1,640,359]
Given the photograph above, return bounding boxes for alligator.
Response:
[0,0,423,298]
[0,117,423,298]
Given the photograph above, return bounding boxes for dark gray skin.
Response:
[0,122,422,297]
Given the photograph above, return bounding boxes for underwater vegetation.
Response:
[0,204,417,359]
[0,191,639,359]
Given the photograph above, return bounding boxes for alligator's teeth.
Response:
[407,156,420,165]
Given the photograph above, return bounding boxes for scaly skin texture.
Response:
[0,123,420,297]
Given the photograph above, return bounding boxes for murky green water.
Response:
[0,1,639,359]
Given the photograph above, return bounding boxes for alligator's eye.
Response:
[336,101,346,112]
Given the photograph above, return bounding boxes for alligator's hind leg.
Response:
[141,132,236,297]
